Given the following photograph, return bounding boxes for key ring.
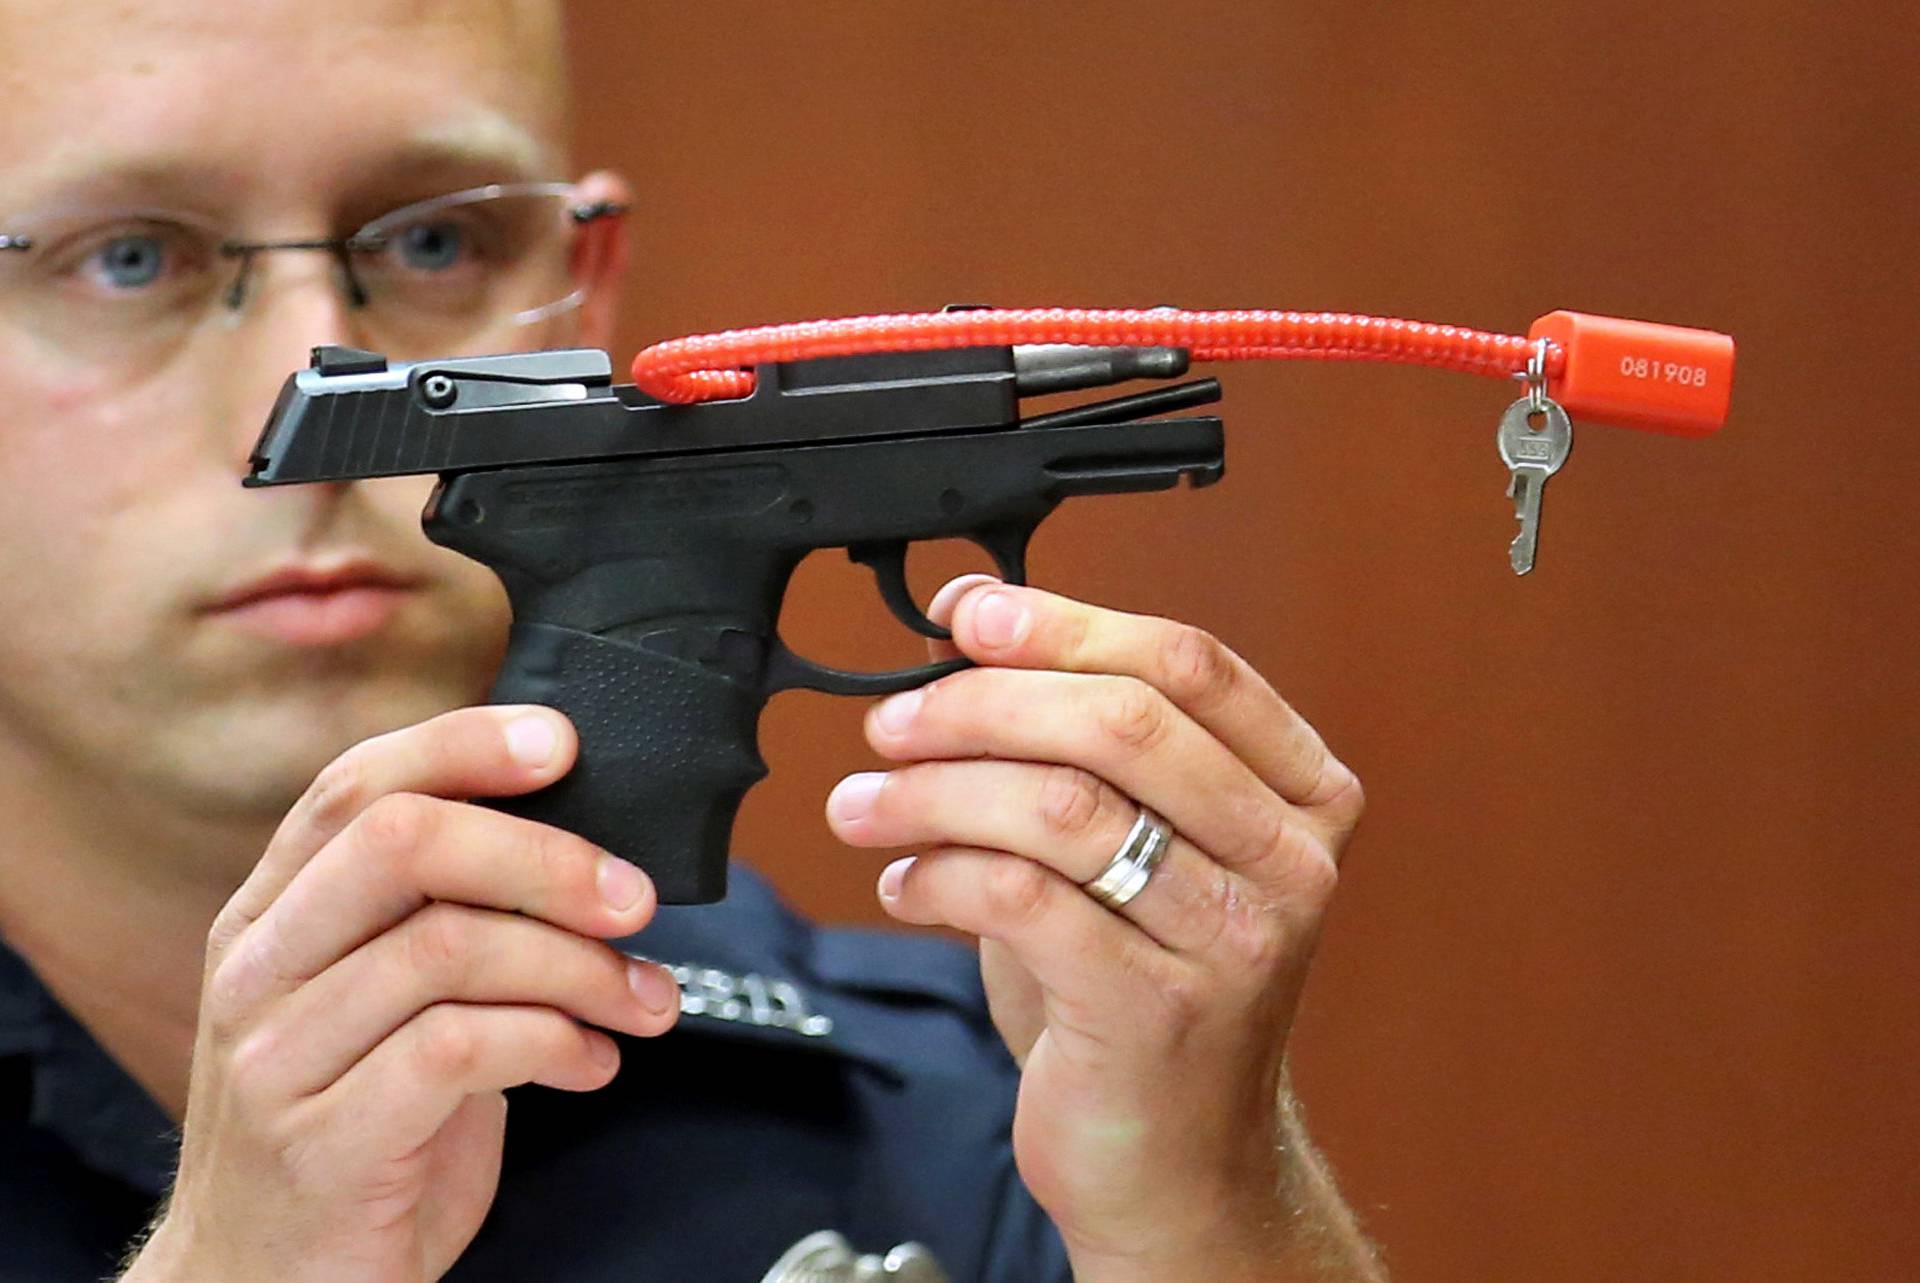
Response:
[1523,338,1550,416]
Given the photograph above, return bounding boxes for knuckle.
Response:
[1211,878,1293,974]
[1316,761,1367,827]
[1160,623,1237,707]
[403,903,480,979]
[201,914,298,1035]
[411,1005,481,1081]
[301,749,373,834]
[516,1008,580,1072]
[1274,834,1341,913]
[204,902,252,962]
[201,956,257,1041]
[1296,845,1342,907]
[1225,792,1296,868]
[981,857,1055,929]
[1091,676,1174,759]
[915,669,970,722]
[520,819,584,909]
[353,791,438,864]
[1145,957,1208,1033]
[917,666,1001,736]
[548,1013,592,1062]
[413,711,480,779]
[1052,605,1094,664]
[225,1024,285,1090]
[1035,765,1111,843]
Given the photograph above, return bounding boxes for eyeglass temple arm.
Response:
[0,195,625,255]
[569,201,628,225]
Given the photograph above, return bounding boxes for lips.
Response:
[202,560,426,646]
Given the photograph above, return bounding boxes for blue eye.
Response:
[94,234,165,289]
[397,220,464,271]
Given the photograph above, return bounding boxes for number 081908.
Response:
[1619,354,1710,387]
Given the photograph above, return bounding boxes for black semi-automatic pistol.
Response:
[247,340,1225,902]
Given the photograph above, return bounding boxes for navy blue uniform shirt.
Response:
[0,864,1070,1281]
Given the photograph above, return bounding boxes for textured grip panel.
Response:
[485,621,768,903]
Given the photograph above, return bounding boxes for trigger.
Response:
[847,541,951,641]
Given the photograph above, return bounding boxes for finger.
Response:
[945,582,1359,817]
[877,847,1193,1048]
[317,1003,619,1164]
[831,760,1257,957]
[864,666,1329,891]
[978,937,1044,1065]
[212,796,653,1014]
[921,573,1003,663]
[216,705,577,951]
[257,904,679,1097]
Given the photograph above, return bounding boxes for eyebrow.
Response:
[0,159,243,215]
[408,111,557,181]
[2,119,561,220]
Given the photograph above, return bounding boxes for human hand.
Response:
[122,707,679,1283]
[825,577,1378,1282]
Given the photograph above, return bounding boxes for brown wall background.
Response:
[565,4,1918,1279]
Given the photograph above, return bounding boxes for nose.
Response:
[205,253,369,472]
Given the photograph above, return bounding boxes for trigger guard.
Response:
[974,521,1033,587]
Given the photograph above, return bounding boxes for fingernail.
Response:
[972,590,1031,649]
[628,959,680,1015]
[828,772,887,823]
[878,856,915,902]
[597,855,646,912]
[504,713,558,768]
[586,1030,619,1068]
[874,688,923,736]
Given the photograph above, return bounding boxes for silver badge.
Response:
[624,955,834,1038]
[760,1230,949,1283]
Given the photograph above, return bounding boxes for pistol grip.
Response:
[485,621,768,904]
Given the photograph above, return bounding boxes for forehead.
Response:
[0,0,568,210]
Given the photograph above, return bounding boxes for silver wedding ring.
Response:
[1081,805,1172,909]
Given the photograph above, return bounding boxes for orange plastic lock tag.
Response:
[1528,311,1735,437]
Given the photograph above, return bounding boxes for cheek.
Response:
[0,482,178,662]
[358,473,439,520]
[0,372,210,618]
[358,474,487,569]
[0,481,89,620]
[357,473,510,614]
[10,359,204,474]
[0,472,173,710]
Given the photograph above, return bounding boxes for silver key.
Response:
[1496,395,1573,575]
[762,1231,951,1283]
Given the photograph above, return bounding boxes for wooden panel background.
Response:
[565,4,1919,1279]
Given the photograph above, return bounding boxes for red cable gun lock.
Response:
[246,305,1737,901]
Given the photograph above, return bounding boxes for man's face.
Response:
[0,0,607,823]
